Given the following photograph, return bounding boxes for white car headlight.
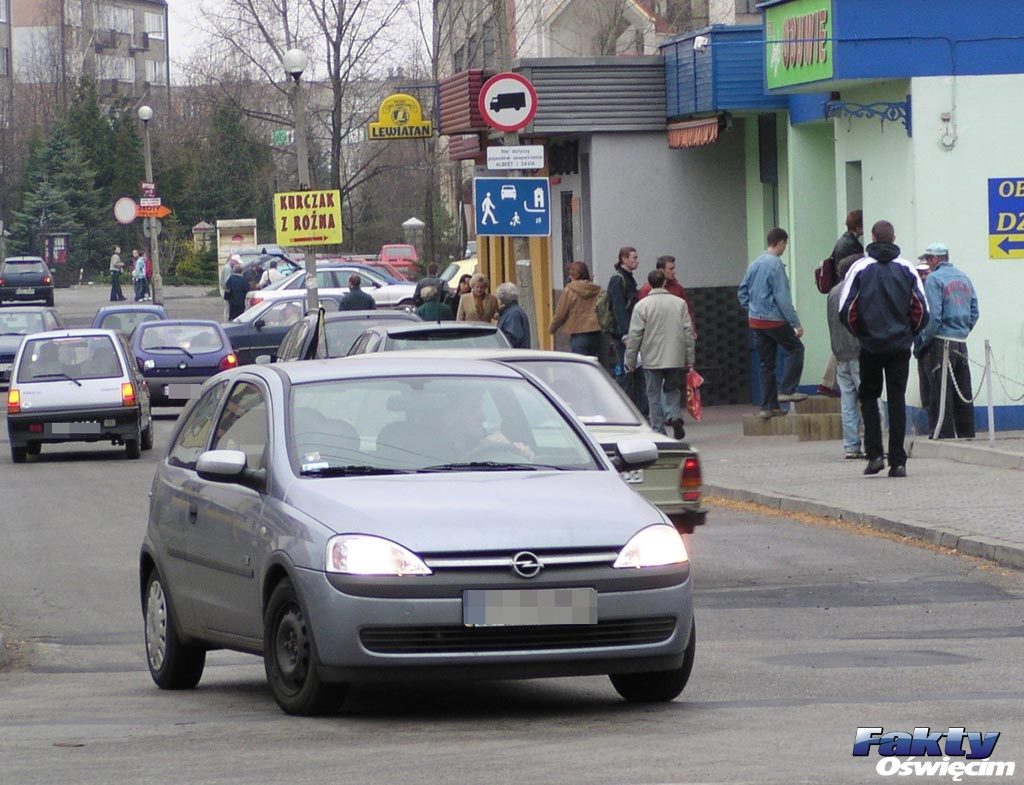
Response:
[613,524,689,569]
[326,535,432,576]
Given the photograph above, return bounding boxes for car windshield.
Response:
[387,330,507,351]
[17,335,122,382]
[141,324,223,353]
[290,375,596,474]
[101,312,161,335]
[0,312,45,335]
[507,360,643,426]
[324,316,415,356]
[440,262,459,283]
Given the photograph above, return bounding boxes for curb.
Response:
[910,438,1024,470]
[705,483,1024,572]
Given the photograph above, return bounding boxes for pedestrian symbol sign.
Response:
[474,177,550,237]
[988,177,1024,259]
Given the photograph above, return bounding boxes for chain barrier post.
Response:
[985,339,995,445]
[932,340,950,440]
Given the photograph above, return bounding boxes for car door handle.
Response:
[188,502,198,525]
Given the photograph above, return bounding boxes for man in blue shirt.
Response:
[738,228,807,419]
[915,242,979,439]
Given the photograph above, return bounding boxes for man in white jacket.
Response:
[624,269,696,439]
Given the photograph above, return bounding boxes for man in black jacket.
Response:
[607,246,646,413]
[223,261,249,320]
[839,220,929,478]
[339,274,376,311]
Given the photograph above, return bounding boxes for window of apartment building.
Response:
[98,54,135,82]
[481,18,496,67]
[0,47,9,78]
[146,58,166,84]
[144,11,165,39]
[0,0,8,24]
[96,3,135,35]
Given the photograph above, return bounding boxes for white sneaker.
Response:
[778,392,808,402]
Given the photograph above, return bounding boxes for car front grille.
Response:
[360,617,676,654]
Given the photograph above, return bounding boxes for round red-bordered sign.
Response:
[478,72,538,133]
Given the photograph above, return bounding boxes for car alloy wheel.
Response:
[144,570,205,689]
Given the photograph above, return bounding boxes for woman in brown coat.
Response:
[456,273,499,323]
[550,261,603,357]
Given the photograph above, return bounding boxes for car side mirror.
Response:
[197,449,267,488]
[254,318,266,331]
[255,354,272,365]
[611,438,658,472]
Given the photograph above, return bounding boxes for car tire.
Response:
[144,569,206,689]
[26,442,41,456]
[264,579,347,716]
[141,420,154,451]
[11,444,27,464]
[126,434,141,459]
[609,618,695,703]
[45,295,54,307]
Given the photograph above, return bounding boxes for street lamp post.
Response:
[283,48,317,312]
[138,105,163,305]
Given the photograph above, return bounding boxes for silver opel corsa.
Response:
[139,356,695,715]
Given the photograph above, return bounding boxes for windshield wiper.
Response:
[0,331,28,336]
[145,345,195,359]
[30,372,82,387]
[300,465,412,477]
[418,461,566,473]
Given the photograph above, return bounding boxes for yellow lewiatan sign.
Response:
[274,189,343,246]
[368,93,433,140]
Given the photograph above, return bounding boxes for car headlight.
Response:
[613,524,689,569]
[325,535,432,576]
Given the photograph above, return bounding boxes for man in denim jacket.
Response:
[915,242,979,439]
[738,228,806,419]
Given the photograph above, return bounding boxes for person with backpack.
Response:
[607,246,646,412]
[550,261,603,357]
[817,210,864,396]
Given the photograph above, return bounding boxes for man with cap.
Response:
[914,242,979,439]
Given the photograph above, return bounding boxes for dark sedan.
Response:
[222,295,343,364]
[275,309,421,362]
[132,320,237,405]
[0,257,55,306]
[0,306,66,386]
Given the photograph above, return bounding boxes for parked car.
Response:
[374,349,706,533]
[139,356,693,715]
[245,266,417,311]
[317,256,408,284]
[0,306,66,387]
[222,294,343,365]
[346,322,510,355]
[6,328,153,462]
[440,257,477,289]
[274,309,421,362]
[377,243,419,278]
[91,304,168,336]
[0,256,55,306]
[132,320,237,405]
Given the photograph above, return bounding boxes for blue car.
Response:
[132,320,237,405]
[91,304,168,336]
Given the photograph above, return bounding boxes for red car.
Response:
[377,244,419,278]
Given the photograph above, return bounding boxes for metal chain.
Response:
[987,351,1024,402]
[943,342,986,404]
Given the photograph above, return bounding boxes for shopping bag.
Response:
[685,367,704,421]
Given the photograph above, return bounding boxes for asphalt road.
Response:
[1,286,1022,784]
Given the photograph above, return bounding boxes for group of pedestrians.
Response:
[739,218,979,479]
[108,245,152,303]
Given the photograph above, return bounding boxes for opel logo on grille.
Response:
[511,551,543,578]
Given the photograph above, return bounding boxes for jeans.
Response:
[644,367,684,434]
[922,339,975,438]
[569,331,602,358]
[835,359,862,454]
[859,347,910,466]
[109,271,124,301]
[753,324,805,410]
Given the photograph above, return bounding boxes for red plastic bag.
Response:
[685,367,704,421]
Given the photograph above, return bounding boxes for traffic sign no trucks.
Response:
[474,177,550,237]
[478,73,538,133]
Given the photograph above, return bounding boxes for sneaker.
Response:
[888,465,907,478]
[778,392,808,402]
[844,451,865,460]
[817,384,841,398]
[864,457,885,475]
[758,408,787,419]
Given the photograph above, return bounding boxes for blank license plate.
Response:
[49,422,101,435]
[16,287,34,295]
[620,469,645,484]
[164,384,201,399]
[463,588,597,627]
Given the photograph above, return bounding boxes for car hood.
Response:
[282,470,664,551]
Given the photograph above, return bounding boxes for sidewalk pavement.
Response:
[693,404,1024,571]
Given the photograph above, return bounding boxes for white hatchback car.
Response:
[6,329,153,463]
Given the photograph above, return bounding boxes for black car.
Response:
[0,306,66,386]
[275,309,421,362]
[0,257,55,306]
[222,294,343,364]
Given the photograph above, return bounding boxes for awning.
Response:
[667,117,720,149]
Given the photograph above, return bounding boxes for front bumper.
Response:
[8,405,140,446]
[293,565,694,684]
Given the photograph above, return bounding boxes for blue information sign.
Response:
[988,177,1024,259]
[474,177,550,237]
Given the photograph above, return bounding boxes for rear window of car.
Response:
[384,245,415,258]
[3,260,47,274]
[101,312,162,335]
[17,335,124,382]
[0,312,45,335]
[388,330,507,351]
[140,324,224,353]
[324,315,416,356]
[506,360,642,426]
